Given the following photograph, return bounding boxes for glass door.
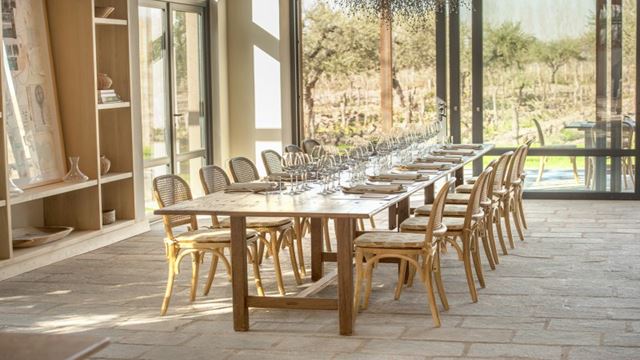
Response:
[139,1,209,214]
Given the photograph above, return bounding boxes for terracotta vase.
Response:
[97,73,113,90]
[100,155,111,175]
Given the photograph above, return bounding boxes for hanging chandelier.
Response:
[334,0,469,22]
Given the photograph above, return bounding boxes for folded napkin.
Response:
[342,184,405,194]
[267,173,292,182]
[433,149,476,156]
[225,182,278,193]
[369,173,426,182]
[445,144,484,150]
[416,156,463,164]
[400,163,450,171]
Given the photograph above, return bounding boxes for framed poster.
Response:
[2,0,66,189]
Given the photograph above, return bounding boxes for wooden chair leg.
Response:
[517,188,528,230]
[406,255,418,287]
[217,251,232,282]
[257,241,266,264]
[421,256,441,327]
[322,218,332,252]
[353,248,364,313]
[494,208,508,255]
[571,156,580,184]
[369,217,376,229]
[363,259,375,310]
[536,156,546,182]
[357,219,365,231]
[203,251,219,296]
[267,231,286,296]
[503,199,515,249]
[433,252,449,310]
[189,252,201,302]
[161,247,177,316]
[462,236,478,303]
[480,223,496,270]
[512,197,525,242]
[248,243,265,296]
[486,211,499,265]
[284,230,303,285]
[471,235,485,288]
[294,217,306,277]
[394,259,408,300]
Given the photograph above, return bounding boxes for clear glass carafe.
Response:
[63,156,89,182]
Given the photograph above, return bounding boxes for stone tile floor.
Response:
[0,200,639,359]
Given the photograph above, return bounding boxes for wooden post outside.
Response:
[380,3,393,131]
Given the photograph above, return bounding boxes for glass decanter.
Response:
[8,178,23,195]
[63,156,89,182]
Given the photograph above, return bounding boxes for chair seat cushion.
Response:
[445,193,471,205]
[400,216,465,232]
[415,204,468,217]
[355,232,428,249]
[175,228,258,243]
[219,217,292,228]
[455,184,474,193]
[465,177,478,184]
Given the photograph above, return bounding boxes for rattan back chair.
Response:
[353,179,454,327]
[285,144,303,153]
[302,139,321,154]
[228,157,260,183]
[261,149,284,175]
[153,174,264,315]
[203,161,302,295]
[199,165,231,227]
[200,165,231,194]
[488,152,514,258]
[153,175,198,237]
[501,145,527,247]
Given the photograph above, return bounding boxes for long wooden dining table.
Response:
[154,144,493,335]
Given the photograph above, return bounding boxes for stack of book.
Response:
[98,89,122,104]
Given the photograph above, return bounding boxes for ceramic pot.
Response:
[100,155,111,175]
[97,73,113,90]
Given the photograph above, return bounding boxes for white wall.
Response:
[222,0,292,174]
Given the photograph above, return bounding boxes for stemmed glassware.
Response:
[281,152,297,195]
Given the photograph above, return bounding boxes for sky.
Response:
[304,0,594,40]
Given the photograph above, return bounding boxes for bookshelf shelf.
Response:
[97,101,130,110]
[94,18,128,26]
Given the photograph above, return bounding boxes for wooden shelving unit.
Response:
[11,181,99,206]
[0,0,149,280]
[94,18,128,26]
[100,172,133,184]
[97,101,131,110]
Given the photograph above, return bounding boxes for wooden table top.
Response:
[0,332,109,360]
[155,144,493,219]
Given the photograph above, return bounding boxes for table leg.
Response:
[310,217,324,282]
[455,167,464,186]
[388,204,397,230]
[335,218,355,335]
[230,216,249,331]
[425,184,435,205]
[397,197,410,227]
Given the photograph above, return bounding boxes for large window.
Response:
[299,0,438,146]
[294,0,639,198]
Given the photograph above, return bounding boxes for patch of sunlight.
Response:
[34,314,121,333]
[47,290,72,295]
